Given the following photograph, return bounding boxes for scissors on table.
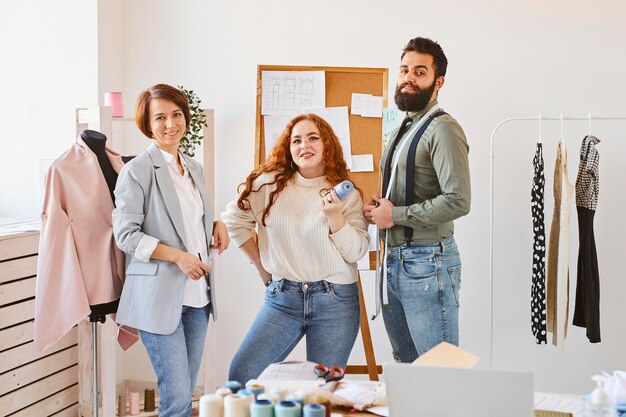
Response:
[314,364,345,382]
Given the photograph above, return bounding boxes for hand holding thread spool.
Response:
[323,180,354,205]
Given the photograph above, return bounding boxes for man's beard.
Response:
[394,79,437,112]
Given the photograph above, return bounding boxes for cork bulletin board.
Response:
[254,65,389,200]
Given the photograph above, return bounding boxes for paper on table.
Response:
[351,93,371,115]
[361,96,383,118]
[261,71,325,116]
[365,406,389,417]
[534,392,585,417]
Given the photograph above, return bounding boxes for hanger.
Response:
[559,112,564,143]
[588,112,592,136]
[538,113,542,144]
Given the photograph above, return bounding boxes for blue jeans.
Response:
[382,236,461,362]
[139,305,209,417]
[229,279,360,384]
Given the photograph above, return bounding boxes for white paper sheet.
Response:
[362,96,383,118]
[382,108,405,144]
[263,115,292,157]
[534,392,585,417]
[261,71,325,116]
[351,93,371,115]
[350,154,374,172]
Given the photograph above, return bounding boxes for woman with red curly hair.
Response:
[222,114,370,384]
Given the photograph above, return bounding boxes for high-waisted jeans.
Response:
[229,278,360,384]
[382,236,461,362]
[139,305,209,417]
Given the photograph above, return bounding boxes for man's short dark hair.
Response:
[401,37,448,79]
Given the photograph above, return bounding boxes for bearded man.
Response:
[364,37,471,362]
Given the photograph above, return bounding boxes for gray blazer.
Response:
[112,143,216,335]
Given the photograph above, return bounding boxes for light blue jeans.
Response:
[382,236,461,362]
[229,279,360,384]
[139,305,209,417]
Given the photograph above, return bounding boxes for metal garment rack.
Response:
[488,114,626,368]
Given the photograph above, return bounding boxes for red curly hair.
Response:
[237,114,361,226]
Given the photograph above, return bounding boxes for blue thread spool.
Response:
[238,388,255,401]
[247,383,265,398]
[251,399,275,417]
[303,403,326,417]
[274,400,301,417]
[223,380,242,393]
[334,180,354,200]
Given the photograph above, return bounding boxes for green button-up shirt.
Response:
[380,100,471,246]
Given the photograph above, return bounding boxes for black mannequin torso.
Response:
[81,130,120,322]
[81,130,118,202]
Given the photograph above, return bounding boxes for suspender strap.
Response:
[404,110,448,240]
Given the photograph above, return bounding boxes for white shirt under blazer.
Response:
[113,143,216,335]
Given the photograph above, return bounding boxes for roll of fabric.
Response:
[224,394,250,417]
[129,391,140,415]
[118,393,127,416]
[144,388,155,412]
[199,394,223,417]
[250,399,275,417]
[303,404,326,417]
[274,400,301,417]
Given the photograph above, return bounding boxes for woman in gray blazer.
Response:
[113,83,228,417]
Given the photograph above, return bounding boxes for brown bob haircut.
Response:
[134,83,191,139]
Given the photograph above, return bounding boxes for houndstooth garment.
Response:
[575,135,601,210]
[531,142,547,344]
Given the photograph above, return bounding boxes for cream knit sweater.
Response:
[222,172,369,284]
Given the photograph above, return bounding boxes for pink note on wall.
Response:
[104,92,124,117]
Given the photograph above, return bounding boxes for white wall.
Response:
[3,0,625,396]
[0,0,99,218]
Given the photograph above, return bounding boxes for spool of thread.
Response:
[216,387,233,398]
[144,388,155,412]
[129,391,140,415]
[246,383,265,398]
[315,396,332,417]
[250,399,274,417]
[269,387,287,402]
[303,404,326,417]
[104,92,124,117]
[274,400,301,417]
[118,393,127,416]
[238,388,255,403]
[224,380,243,393]
[224,394,250,417]
[333,180,354,200]
[199,394,223,417]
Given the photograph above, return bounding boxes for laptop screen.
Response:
[384,364,534,417]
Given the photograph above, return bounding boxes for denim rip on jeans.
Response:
[139,305,209,417]
[382,236,461,363]
[229,279,360,384]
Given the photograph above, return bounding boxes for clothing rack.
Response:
[488,115,626,368]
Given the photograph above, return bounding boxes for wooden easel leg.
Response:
[357,272,379,381]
